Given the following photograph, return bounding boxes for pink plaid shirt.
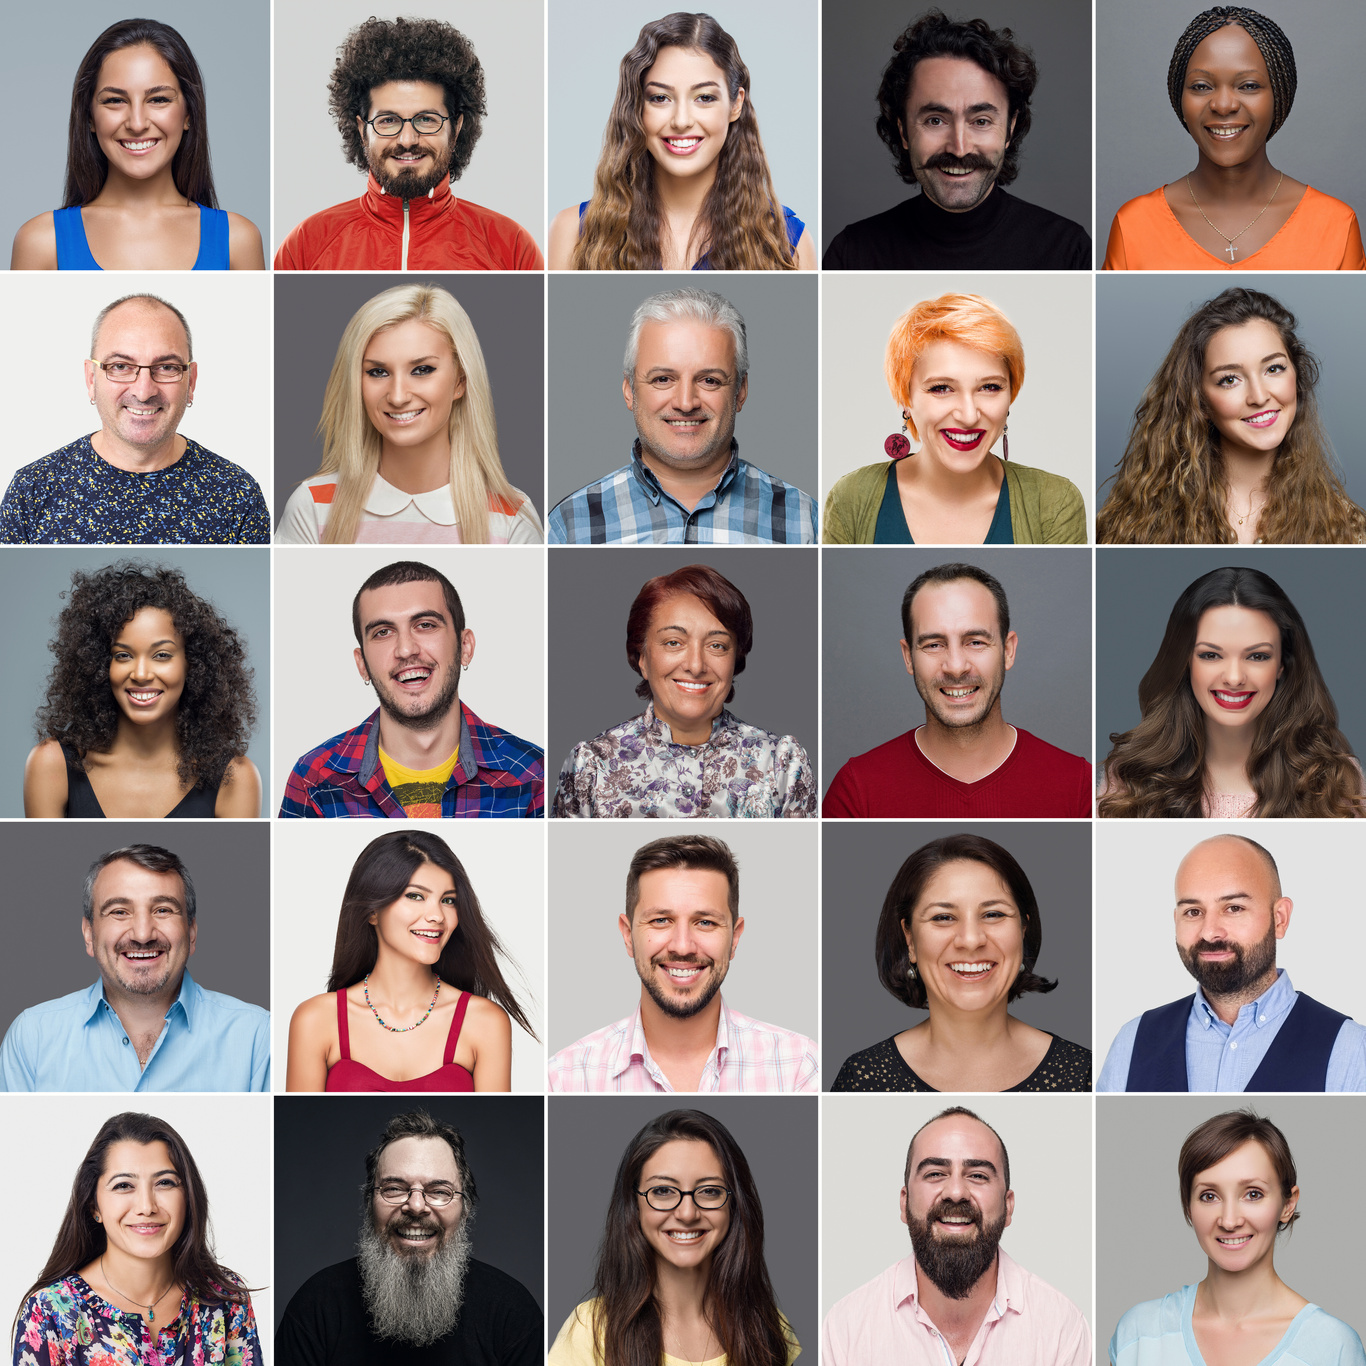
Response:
[547,997,819,1093]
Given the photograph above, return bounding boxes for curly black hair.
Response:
[876,9,1038,188]
[328,16,486,180]
[36,563,258,792]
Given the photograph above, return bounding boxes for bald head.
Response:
[1177,836,1281,905]
[91,295,194,361]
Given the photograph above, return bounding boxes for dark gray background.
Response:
[273,274,545,527]
[548,1096,816,1353]
[2,0,270,261]
[0,547,270,818]
[1097,0,1366,252]
[547,546,818,793]
[821,821,1092,1088]
[822,547,1093,792]
[273,1095,545,1327]
[821,0,1094,255]
[546,274,817,512]
[1097,274,1366,512]
[1095,547,1366,764]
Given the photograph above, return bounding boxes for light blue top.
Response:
[1110,1285,1366,1365]
[1097,970,1366,1093]
[52,202,230,270]
[0,973,270,1092]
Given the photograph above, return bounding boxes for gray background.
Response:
[1096,0,1366,252]
[546,546,818,791]
[0,546,270,818]
[546,822,817,1054]
[822,547,1093,792]
[822,821,1092,1088]
[2,0,270,262]
[274,1094,544,1326]
[546,274,817,512]
[821,0,1094,254]
[273,274,545,528]
[1097,273,1366,513]
[272,0,545,255]
[549,1095,816,1353]
[1097,1095,1366,1360]
[1095,547,1366,764]
[547,0,818,248]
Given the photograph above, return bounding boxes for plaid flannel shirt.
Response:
[279,703,544,818]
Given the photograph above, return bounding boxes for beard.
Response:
[357,1209,473,1346]
[912,666,1005,734]
[912,150,1003,211]
[108,939,176,996]
[1179,918,1278,997]
[366,656,461,732]
[637,953,727,1020]
[906,1197,1007,1300]
[369,139,454,199]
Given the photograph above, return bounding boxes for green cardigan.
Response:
[822,458,1088,544]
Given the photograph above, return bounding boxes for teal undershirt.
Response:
[874,461,1014,543]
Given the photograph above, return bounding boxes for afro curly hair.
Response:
[328,16,486,180]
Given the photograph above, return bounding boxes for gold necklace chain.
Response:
[1186,170,1284,261]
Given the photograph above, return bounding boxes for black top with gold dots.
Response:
[830,1032,1092,1093]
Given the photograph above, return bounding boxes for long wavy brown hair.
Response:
[1097,289,1366,545]
[1100,567,1362,818]
[573,13,796,271]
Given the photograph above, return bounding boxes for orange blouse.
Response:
[1103,185,1365,270]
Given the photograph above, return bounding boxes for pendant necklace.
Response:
[99,1256,177,1324]
[1186,170,1284,261]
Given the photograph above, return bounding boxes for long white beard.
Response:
[357,1215,473,1345]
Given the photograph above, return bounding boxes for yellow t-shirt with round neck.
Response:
[378,744,459,818]
[548,1300,800,1365]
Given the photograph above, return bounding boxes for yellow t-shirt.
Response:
[379,745,459,818]
[548,1301,800,1365]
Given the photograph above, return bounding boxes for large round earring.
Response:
[885,409,912,460]
[907,957,917,981]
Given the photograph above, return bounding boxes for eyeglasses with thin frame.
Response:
[88,359,192,385]
[636,1183,730,1212]
[364,112,454,138]
[375,1181,462,1208]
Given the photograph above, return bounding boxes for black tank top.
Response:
[61,743,220,818]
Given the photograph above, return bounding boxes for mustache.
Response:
[1189,939,1244,960]
[923,152,996,173]
[114,938,173,954]
[928,1197,983,1228]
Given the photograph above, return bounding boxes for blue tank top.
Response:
[575,201,803,268]
[53,203,230,270]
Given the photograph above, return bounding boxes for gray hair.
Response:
[91,294,194,360]
[623,288,748,382]
[83,845,197,923]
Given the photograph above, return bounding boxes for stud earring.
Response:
[363,678,372,687]
[885,409,912,460]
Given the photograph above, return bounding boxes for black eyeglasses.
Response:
[637,1183,730,1212]
[364,112,454,138]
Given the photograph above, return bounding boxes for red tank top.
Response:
[325,987,475,1092]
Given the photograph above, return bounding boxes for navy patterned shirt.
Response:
[0,434,270,544]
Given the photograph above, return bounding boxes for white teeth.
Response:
[942,686,977,698]
[674,681,709,692]
[386,410,423,422]
[1208,127,1246,138]
[940,167,972,176]
[125,952,160,959]
[1214,690,1251,702]
[397,669,430,683]
[942,431,982,445]
[125,408,160,416]
[666,138,700,148]
[412,930,440,939]
[1218,1235,1251,1245]
[128,691,160,701]
[939,1216,973,1223]
[950,962,993,974]
[666,1230,703,1240]
[667,965,702,977]
[665,419,703,427]
[121,140,157,150]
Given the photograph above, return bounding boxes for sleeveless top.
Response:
[325,987,475,1093]
[53,203,231,270]
[60,743,219,818]
[575,201,804,268]
[873,461,1015,543]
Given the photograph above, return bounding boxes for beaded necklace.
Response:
[364,973,442,1032]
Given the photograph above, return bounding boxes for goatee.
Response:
[357,1213,472,1346]
[906,1198,1007,1300]
[1179,920,1277,998]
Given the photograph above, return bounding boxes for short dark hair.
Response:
[352,561,465,645]
[1167,8,1296,140]
[363,1110,478,1212]
[624,835,740,924]
[904,1105,1011,1191]
[1178,1110,1297,1231]
[83,845,196,924]
[876,9,1037,188]
[901,563,1010,645]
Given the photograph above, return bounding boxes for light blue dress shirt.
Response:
[1097,969,1366,1093]
[0,973,270,1092]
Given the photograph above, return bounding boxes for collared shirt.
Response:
[1097,969,1366,1092]
[548,442,817,544]
[822,1249,1091,1366]
[0,973,270,1092]
[279,703,544,818]
[547,997,818,1092]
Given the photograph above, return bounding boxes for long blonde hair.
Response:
[315,284,517,544]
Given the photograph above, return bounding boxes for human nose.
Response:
[940,643,970,677]
[672,1192,704,1221]
[954,390,980,427]
[128,908,159,942]
[394,627,420,658]
[1210,82,1239,116]
[672,375,700,411]
[1244,371,1268,406]
[669,97,695,131]
[665,919,699,957]
[955,913,988,948]
[946,115,972,158]
[401,1186,431,1212]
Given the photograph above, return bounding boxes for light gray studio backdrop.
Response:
[272,274,545,526]
[0,273,272,499]
[0,1093,273,1353]
[271,0,545,254]
[1097,274,1366,511]
[549,1096,817,1352]
[1,0,269,262]
[546,274,817,510]
[823,1093,1092,1323]
[1096,0,1366,248]
[547,822,817,1054]
[547,0,818,247]
[0,546,270,818]
[822,822,1092,1086]
[271,546,545,812]
[822,272,1094,524]
[1095,547,1366,763]
[272,821,545,1091]
[1097,1095,1366,1358]
[1094,821,1366,1069]
[823,547,1093,789]
[546,546,818,787]
[821,0,1094,251]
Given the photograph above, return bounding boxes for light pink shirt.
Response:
[822,1249,1090,1366]
[547,997,819,1093]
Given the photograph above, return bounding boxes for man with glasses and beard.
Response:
[823,1106,1090,1364]
[1098,835,1366,1091]
[276,1110,542,1365]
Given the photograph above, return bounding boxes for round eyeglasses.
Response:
[636,1183,730,1212]
[88,360,191,384]
[364,112,453,138]
[375,1182,462,1208]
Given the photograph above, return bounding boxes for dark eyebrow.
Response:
[1209,352,1287,374]
[915,1156,998,1176]
[364,608,448,635]
[653,624,731,637]
[107,1168,179,1181]
[99,894,185,914]
[644,80,721,92]
[1186,66,1264,79]
[1177,890,1253,906]
[364,354,443,366]
[112,638,178,650]
[1193,639,1276,652]
[918,898,1014,911]
[914,627,995,644]
[920,372,1010,386]
[915,100,1000,117]
[96,84,177,97]
[101,351,187,365]
[642,366,732,379]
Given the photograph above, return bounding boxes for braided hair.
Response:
[1167,7,1297,138]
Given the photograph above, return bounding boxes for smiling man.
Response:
[275,17,541,270]
[1098,835,1366,1092]
[548,835,818,1091]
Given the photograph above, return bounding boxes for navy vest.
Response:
[1126,992,1349,1092]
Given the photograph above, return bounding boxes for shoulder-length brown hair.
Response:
[1178,1109,1299,1231]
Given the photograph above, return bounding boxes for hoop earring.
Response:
[885,409,912,460]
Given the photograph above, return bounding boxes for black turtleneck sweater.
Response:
[823,187,1091,270]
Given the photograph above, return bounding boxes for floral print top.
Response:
[553,704,816,818]
[13,1275,261,1366]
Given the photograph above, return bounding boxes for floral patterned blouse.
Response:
[553,705,816,818]
[13,1275,261,1366]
